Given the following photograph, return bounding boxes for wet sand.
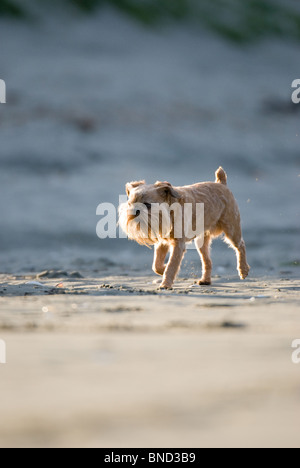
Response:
[0,272,299,448]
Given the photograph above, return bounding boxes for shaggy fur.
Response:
[119,167,250,289]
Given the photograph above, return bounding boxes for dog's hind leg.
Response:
[195,234,212,285]
[223,224,250,280]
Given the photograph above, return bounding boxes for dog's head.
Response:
[119,180,181,246]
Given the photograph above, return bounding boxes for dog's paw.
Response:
[239,273,249,280]
[239,265,250,280]
[159,283,173,291]
[152,266,166,276]
[198,280,212,286]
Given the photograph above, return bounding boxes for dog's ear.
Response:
[155,181,180,200]
[126,180,146,197]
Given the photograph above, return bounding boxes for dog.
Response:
[119,167,250,290]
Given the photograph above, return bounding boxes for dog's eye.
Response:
[144,203,152,210]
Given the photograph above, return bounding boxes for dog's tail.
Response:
[215,167,227,185]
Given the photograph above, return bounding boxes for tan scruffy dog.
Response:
[119,167,250,290]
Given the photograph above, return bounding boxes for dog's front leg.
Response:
[153,243,169,276]
[159,241,186,290]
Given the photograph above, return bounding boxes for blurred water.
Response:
[0,7,299,276]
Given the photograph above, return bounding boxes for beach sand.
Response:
[0,3,299,448]
[0,271,299,448]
